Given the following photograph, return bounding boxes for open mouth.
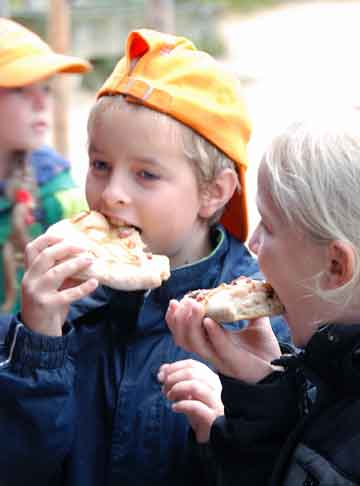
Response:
[107,216,141,234]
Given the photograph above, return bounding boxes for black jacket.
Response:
[201,324,360,485]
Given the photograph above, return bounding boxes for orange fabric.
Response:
[0,18,91,87]
[97,29,252,242]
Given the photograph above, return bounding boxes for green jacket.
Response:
[0,146,87,313]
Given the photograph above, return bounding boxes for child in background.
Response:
[0,29,288,486]
[161,109,360,485]
[0,18,91,313]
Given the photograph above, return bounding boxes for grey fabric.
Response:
[284,443,358,485]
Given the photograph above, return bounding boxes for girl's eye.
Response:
[10,87,24,94]
[41,84,52,94]
[137,170,160,181]
[90,159,110,172]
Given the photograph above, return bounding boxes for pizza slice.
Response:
[46,210,170,290]
[185,276,284,323]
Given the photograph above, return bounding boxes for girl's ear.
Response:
[198,168,238,219]
[323,240,355,290]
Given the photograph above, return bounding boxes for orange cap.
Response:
[0,18,92,87]
[97,29,252,242]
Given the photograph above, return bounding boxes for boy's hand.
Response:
[21,234,98,336]
[158,359,224,443]
[165,298,282,383]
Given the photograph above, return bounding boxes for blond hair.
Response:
[263,108,360,303]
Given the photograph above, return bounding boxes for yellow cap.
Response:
[97,29,252,242]
[0,18,92,87]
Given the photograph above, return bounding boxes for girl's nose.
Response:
[248,224,260,255]
[31,84,50,110]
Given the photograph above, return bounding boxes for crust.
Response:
[186,277,284,323]
[46,211,170,290]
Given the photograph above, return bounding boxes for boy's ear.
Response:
[198,168,238,219]
[323,240,355,290]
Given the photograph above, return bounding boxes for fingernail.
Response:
[157,370,164,382]
[83,255,95,262]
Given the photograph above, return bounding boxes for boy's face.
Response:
[0,80,52,151]
[86,102,214,268]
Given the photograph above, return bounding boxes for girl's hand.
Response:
[21,233,98,336]
[158,359,224,443]
[166,298,282,383]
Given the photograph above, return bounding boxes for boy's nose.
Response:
[102,181,131,207]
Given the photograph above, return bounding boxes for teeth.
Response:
[105,215,141,233]
[108,217,129,227]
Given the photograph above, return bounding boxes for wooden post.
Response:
[145,0,175,34]
[47,0,71,158]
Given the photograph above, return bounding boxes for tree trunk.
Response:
[145,0,175,34]
[47,0,71,158]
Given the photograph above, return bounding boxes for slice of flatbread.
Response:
[185,276,284,323]
[46,210,170,291]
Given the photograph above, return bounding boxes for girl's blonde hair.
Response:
[263,108,360,302]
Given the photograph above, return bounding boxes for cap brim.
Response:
[220,165,249,242]
[0,52,92,87]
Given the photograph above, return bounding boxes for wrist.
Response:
[21,316,63,337]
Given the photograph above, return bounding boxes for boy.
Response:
[0,18,91,313]
[0,29,288,485]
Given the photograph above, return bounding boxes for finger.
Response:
[41,254,95,290]
[158,359,217,385]
[24,233,63,267]
[55,277,99,305]
[162,362,219,393]
[203,319,277,382]
[246,316,273,332]
[201,318,243,369]
[172,399,218,419]
[26,241,92,280]
[23,254,95,297]
[166,298,194,345]
[166,380,222,411]
[171,299,214,358]
[165,299,180,328]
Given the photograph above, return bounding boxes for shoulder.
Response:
[30,146,70,185]
[217,225,259,278]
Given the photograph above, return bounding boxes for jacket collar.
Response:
[149,225,257,305]
[301,323,360,396]
[69,225,257,332]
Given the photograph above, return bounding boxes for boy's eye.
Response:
[137,170,159,181]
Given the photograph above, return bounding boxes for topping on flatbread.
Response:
[185,276,284,322]
[46,210,170,290]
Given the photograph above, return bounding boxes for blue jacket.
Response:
[0,226,289,486]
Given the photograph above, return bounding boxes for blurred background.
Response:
[3,0,360,234]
